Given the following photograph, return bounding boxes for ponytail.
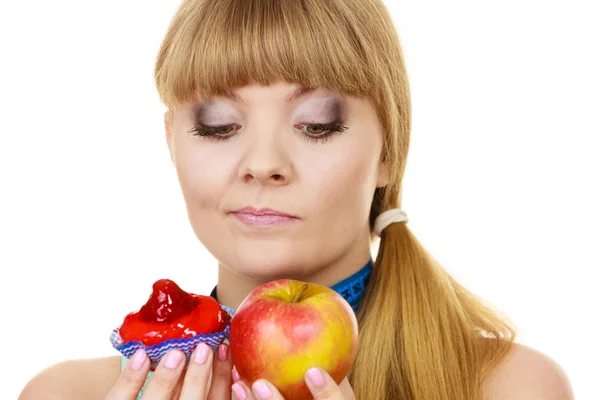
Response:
[349,193,516,399]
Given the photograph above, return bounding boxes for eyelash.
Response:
[187,122,349,144]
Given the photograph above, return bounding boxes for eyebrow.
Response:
[222,85,317,105]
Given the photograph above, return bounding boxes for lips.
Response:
[231,207,299,227]
[233,207,298,218]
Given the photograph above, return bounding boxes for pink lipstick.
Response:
[231,207,299,227]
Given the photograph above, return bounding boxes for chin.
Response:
[225,241,317,281]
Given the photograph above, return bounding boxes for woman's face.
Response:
[165,81,389,280]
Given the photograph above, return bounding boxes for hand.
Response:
[105,343,234,399]
[230,366,356,400]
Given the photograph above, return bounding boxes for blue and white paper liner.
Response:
[111,304,235,370]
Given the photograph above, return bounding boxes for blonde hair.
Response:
[154,0,517,398]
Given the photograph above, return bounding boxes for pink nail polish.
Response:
[218,344,229,361]
[232,366,241,382]
[164,350,184,369]
[252,380,273,399]
[306,367,326,387]
[232,383,248,400]
[193,342,210,364]
[129,349,146,371]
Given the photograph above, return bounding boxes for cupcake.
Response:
[110,279,234,370]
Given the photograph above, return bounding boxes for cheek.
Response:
[173,141,230,211]
[301,140,377,221]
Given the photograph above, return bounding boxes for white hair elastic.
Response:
[374,208,408,236]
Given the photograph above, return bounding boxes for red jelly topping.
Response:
[119,279,230,346]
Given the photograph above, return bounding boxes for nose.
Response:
[238,129,293,186]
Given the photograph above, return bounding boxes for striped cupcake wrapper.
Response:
[111,304,235,370]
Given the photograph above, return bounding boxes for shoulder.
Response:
[481,342,574,400]
[18,355,122,400]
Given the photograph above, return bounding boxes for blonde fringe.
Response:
[154,0,517,398]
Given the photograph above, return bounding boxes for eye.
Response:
[297,122,349,143]
[210,125,236,135]
[188,124,239,141]
[305,125,329,135]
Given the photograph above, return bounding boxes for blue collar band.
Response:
[210,259,373,313]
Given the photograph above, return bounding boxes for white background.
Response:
[1,0,598,398]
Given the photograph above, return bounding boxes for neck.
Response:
[214,245,374,310]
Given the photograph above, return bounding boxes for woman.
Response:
[19,0,573,399]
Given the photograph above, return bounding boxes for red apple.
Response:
[229,279,359,400]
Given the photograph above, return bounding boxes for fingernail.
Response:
[193,343,210,364]
[252,380,272,399]
[129,349,147,371]
[218,344,229,361]
[164,350,184,369]
[306,367,326,387]
[232,383,248,400]
[232,366,241,382]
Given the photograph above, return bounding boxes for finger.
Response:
[105,349,151,400]
[305,367,346,399]
[171,375,185,399]
[232,365,241,383]
[249,379,284,400]
[141,349,186,400]
[231,365,256,400]
[178,342,213,400]
[338,377,355,399]
[207,344,233,400]
[231,380,257,400]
